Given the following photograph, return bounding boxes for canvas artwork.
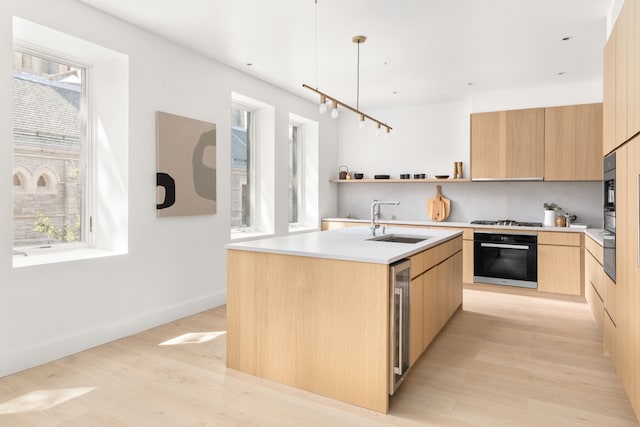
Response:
[156,111,217,217]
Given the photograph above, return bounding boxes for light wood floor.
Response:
[1,287,638,426]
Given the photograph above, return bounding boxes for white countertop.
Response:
[322,218,587,233]
[226,226,462,265]
[585,228,605,246]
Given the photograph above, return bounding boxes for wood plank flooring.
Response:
[0,287,638,426]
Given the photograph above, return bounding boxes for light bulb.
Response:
[330,100,339,119]
[358,114,365,129]
[318,95,327,114]
[375,123,381,136]
[384,127,390,139]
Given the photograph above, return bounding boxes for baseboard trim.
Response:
[0,291,226,378]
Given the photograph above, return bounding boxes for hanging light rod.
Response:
[302,84,393,132]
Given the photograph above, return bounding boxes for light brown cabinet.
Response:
[537,231,583,296]
[544,104,603,181]
[604,25,617,156]
[409,267,438,366]
[616,1,629,147]
[409,273,424,366]
[613,136,640,416]
[604,0,640,155]
[629,0,640,138]
[437,251,463,329]
[584,235,604,330]
[471,108,544,179]
[408,242,462,367]
[472,104,602,181]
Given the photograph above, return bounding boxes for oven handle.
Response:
[480,242,530,250]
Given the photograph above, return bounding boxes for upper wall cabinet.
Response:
[545,103,603,181]
[604,0,640,155]
[628,0,640,139]
[471,108,544,180]
[604,27,617,156]
[471,104,602,181]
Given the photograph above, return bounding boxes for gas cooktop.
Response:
[471,219,543,227]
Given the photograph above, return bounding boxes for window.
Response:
[11,17,129,267]
[288,114,319,232]
[230,93,275,238]
[288,124,301,225]
[12,50,89,250]
[230,103,253,230]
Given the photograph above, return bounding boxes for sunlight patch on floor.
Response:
[159,331,226,346]
[0,387,96,414]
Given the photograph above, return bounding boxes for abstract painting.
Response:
[156,111,216,217]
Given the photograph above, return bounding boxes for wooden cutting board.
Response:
[427,185,451,222]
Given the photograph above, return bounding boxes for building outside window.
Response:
[288,113,319,232]
[288,123,301,225]
[12,50,90,250]
[230,103,253,230]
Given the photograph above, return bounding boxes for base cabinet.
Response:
[409,245,462,368]
[584,235,605,330]
[537,232,583,295]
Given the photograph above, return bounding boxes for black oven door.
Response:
[474,232,538,288]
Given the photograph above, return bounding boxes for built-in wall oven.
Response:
[474,232,538,288]
[389,259,410,395]
[604,152,616,281]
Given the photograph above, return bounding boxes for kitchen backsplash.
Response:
[337,181,602,228]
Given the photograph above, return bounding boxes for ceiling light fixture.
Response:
[303,1,392,133]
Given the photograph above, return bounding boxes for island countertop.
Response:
[226,226,462,265]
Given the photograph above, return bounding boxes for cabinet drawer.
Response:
[585,282,604,330]
[538,231,582,246]
[410,236,462,278]
[586,251,604,297]
[604,273,616,324]
[584,235,604,263]
[603,311,617,360]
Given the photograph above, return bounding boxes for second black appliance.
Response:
[603,152,616,281]
[474,232,538,288]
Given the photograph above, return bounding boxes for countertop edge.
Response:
[227,227,462,265]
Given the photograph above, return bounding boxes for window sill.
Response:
[12,247,127,268]
[230,230,272,242]
[288,225,318,234]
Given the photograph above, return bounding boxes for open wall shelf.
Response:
[329,178,470,183]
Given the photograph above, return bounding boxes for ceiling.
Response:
[78,0,614,109]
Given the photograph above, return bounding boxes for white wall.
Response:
[336,84,603,228]
[0,0,338,377]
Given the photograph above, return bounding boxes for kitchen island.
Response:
[226,226,463,413]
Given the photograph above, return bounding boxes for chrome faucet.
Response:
[371,200,400,236]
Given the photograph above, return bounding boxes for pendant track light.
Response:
[305,1,392,134]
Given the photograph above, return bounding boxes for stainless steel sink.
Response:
[367,234,429,244]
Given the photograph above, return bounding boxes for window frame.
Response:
[12,45,93,252]
[230,100,258,233]
[288,122,304,227]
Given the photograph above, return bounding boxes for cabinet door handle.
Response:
[480,242,529,250]
[394,287,403,375]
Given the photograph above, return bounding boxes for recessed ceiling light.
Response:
[392,91,399,95]
[467,82,475,86]
[558,71,566,76]
[246,63,253,67]
[561,36,572,41]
